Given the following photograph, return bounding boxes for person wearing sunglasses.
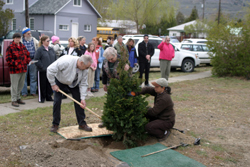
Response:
[34,35,57,103]
[158,36,175,80]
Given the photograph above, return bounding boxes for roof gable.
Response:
[167,20,197,31]
[28,0,101,18]
[29,0,70,15]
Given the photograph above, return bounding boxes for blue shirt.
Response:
[23,38,36,59]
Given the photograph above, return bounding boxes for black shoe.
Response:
[17,99,25,104]
[39,99,45,103]
[79,124,92,132]
[158,130,171,142]
[50,125,59,133]
[98,122,105,128]
[11,101,19,107]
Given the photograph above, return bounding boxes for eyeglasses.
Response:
[46,40,50,42]
[166,40,170,41]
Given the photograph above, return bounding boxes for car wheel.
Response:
[181,59,194,72]
[132,63,140,73]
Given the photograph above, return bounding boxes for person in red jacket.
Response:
[158,36,175,80]
[6,33,31,107]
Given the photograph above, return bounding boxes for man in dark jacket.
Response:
[138,78,175,142]
[138,35,155,86]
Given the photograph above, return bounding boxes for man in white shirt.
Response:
[47,54,93,133]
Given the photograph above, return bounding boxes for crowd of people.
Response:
[5,27,175,141]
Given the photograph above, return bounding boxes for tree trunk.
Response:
[25,0,29,27]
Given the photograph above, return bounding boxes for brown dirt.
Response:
[19,130,195,167]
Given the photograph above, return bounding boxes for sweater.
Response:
[47,55,88,100]
[6,41,31,74]
[157,42,175,61]
[139,87,175,122]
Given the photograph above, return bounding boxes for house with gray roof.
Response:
[3,0,101,41]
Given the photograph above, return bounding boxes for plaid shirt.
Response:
[6,41,31,74]
[23,38,35,59]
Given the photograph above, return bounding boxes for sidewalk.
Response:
[0,71,212,116]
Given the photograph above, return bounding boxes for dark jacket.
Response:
[139,87,175,122]
[62,47,82,57]
[138,41,155,63]
[102,55,121,85]
[34,46,57,71]
[79,45,87,55]
[6,41,31,74]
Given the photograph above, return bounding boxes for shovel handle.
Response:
[141,144,183,157]
[58,89,102,120]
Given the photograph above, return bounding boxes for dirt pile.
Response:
[20,129,196,167]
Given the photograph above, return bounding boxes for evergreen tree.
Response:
[176,11,185,25]
[186,6,199,22]
[102,48,149,148]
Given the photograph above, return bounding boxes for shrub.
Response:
[207,14,250,79]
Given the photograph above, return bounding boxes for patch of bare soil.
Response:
[20,130,195,167]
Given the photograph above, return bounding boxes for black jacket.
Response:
[79,45,87,55]
[61,47,82,57]
[34,46,57,71]
[138,41,155,63]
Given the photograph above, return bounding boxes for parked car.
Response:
[123,35,200,72]
[178,43,212,64]
[181,38,207,43]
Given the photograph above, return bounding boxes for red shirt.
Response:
[95,45,102,62]
[6,41,31,74]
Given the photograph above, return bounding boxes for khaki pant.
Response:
[88,68,95,88]
[160,60,171,80]
[10,73,26,101]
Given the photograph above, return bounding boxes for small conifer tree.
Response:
[102,48,149,148]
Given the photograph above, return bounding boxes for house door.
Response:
[71,23,78,38]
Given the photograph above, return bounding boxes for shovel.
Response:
[58,89,102,120]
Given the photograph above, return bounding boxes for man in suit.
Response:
[138,35,155,86]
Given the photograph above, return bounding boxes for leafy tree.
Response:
[0,0,14,37]
[176,11,185,25]
[186,6,199,22]
[102,48,149,147]
[89,0,110,19]
[206,12,250,79]
[184,19,207,38]
[106,0,176,33]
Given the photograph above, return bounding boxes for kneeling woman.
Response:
[34,35,57,103]
[137,78,175,142]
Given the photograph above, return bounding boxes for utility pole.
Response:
[25,0,29,27]
[202,0,205,20]
[218,0,221,25]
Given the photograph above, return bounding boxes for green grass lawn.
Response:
[0,75,250,166]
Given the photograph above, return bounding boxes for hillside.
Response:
[175,0,249,19]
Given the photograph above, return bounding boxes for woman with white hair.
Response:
[61,37,82,57]
[102,47,130,92]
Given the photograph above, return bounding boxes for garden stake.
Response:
[58,89,102,119]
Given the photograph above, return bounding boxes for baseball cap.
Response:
[151,78,168,87]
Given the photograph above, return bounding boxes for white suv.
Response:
[178,43,212,64]
[123,35,200,72]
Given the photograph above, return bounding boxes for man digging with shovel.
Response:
[47,54,93,133]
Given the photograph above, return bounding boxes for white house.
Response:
[98,20,137,34]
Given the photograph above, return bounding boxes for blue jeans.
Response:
[21,63,37,95]
[92,67,100,90]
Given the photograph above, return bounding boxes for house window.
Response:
[73,0,81,6]
[29,18,34,30]
[6,0,13,4]
[173,33,176,36]
[59,25,69,31]
[84,25,91,32]
[12,19,16,30]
